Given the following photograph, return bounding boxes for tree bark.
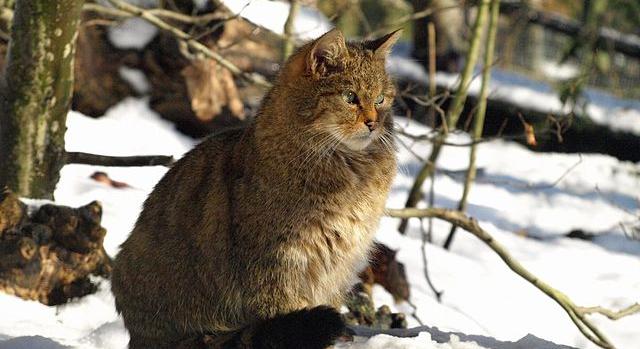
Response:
[0,0,84,199]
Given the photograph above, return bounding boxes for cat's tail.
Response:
[206,306,346,349]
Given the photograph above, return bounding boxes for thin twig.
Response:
[427,22,437,128]
[65,152,175,167]
[394,124,571,148]
[405,299,425,326]
[83,3,229,25]
[426,169,436,243]
[444,0,500,250]
[419,217,443,301]
[81,18,117,28]
[193,2,251,41]
[394,134,425,162]
[577,304,640,320]
[467,154,582,190]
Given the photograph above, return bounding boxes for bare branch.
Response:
[577,304,640,321]
[65,152,174,167]
[84,3,229,25]
[444,0,501,250]
[398,0,491,234]
[419,216,443,301]
[385,207,633,349]
[405,299,425,326]
[427,22,437,127]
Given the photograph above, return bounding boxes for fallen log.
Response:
[0,188,112,305]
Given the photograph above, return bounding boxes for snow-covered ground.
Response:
[0,95,637,349]
[1,3,639,347]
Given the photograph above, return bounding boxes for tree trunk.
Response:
[0,0,84,199]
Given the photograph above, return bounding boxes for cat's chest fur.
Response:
[279,155,395,305]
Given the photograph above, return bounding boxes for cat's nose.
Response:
[362,107,378,131]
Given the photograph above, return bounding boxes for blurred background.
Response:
[0,1,638,348]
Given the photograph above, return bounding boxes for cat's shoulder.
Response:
[199,125,247,149]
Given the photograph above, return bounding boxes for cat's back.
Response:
[112,127,246,305]
[137,126,245,238]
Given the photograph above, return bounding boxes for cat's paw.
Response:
[253,305,346,349]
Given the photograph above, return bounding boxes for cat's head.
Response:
[279,29,401,152]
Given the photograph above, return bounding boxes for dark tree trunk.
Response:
[411,0,465,72]
[0,0,84,199]
[72,11,136,117]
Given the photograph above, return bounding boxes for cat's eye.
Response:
[375,94,385,105]
[343,91,357,104]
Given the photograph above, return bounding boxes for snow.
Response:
[118,67,150,94]
[2,4,639,347]
[106,0,332,48]
[388,55,640,136]
[107,17,158,50]
[340,332,488,349]
[538,61,580,81]
[221,0,333,41]
[0,93,637,348]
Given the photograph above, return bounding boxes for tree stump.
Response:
[0,188,112,305]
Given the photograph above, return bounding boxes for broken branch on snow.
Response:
[65,152,174,167]
[385,207,638,349]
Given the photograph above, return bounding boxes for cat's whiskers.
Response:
[283,126,336,169]
[293,125,346,181]
[292,130,340,178]
[318,133,345,164]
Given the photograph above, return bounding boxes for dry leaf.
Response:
[524,122,537,146]
[181,59,245,122]
[90,171,130,189]
[359,243,410,302]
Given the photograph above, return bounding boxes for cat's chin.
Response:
[341,134,376,151]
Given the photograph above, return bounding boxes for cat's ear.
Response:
[366,29,402,59]
[307,29,348,78]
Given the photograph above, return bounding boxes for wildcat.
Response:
[111,28,400,349]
